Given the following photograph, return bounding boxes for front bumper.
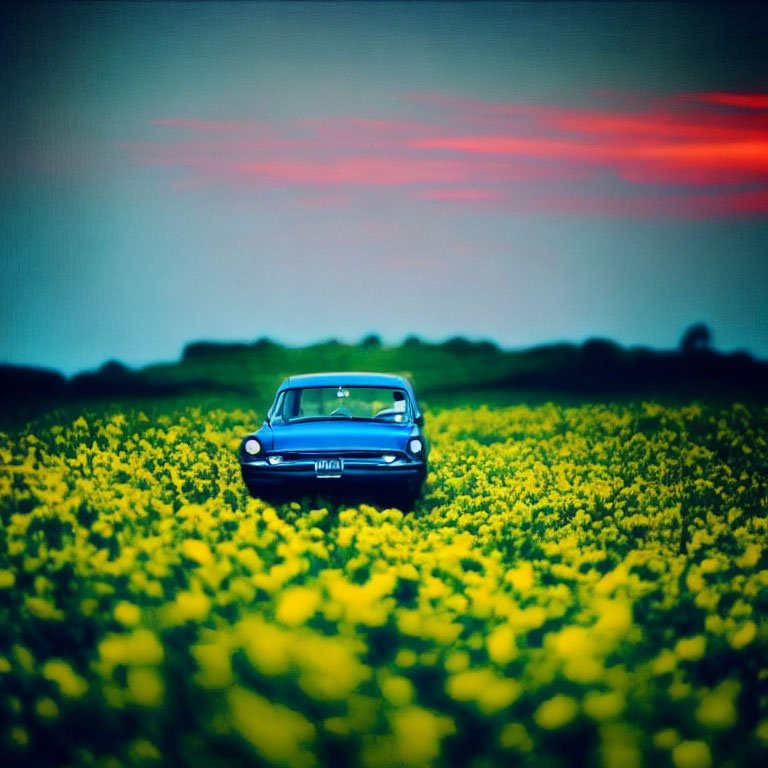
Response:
[240,454,426,497]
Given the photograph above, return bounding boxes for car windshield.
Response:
[271,386,411,423]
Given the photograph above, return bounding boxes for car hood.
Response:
[269,420,413,452]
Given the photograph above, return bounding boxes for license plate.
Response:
[315,458,343,478]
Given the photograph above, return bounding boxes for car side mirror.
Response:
[414,412,424,427]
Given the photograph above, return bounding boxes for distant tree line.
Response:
[0,360,249,403]
[486,324,766,395]
[2,324,766,405]
[179,334,505,359]
[182,337,278,359]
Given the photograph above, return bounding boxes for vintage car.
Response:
[239,372,428,508]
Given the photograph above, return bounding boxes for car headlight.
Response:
[408,438,423,454]
[244,438,261,456]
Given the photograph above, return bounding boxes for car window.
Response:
[273,387,411,423]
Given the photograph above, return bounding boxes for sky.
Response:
[2,1,768,376]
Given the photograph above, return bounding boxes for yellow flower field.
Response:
[1,401,767,767]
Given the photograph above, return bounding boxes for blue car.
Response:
[239,372,428,508]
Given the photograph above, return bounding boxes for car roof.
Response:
[278,371,414,393]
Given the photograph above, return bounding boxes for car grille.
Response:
[276,450,407,462]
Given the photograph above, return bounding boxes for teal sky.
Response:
[2,2,768,375]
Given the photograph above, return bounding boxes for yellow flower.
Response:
[598,724,641,768]
[228,686,316,768]
[239,617,292,676]
[113,601,141,627]
[652,649,677,675]
[736,543,760,568]
[505,561,534,592]
[594,599,633,639]
[674,635,706,661]
[390,706,455,768]
[671,741,712,768]
[9,726,28,747]
[695,691,737,729]
[550,625,592,659]
[12,644,35,673]
[326,576,388,627]
[42,659,88,698]
[486,624,517,665]
[0,570,15,589]
[380,675,414,707]
[583,690,625,721]
[447,668,522,714]
[25,596,65,621]
[397,611,462,644]
[129,739,161,762]
[35,697,59,719]
[127,668,164,708]
[276,586,320,627]
[534,695,579,730]
[99,629,164,671]
[499,722,533,752]
[164,591,211,624]
[192,642,234,689]
[729,621,756,649]
[549,625,604,683]
[182,538,213,566]
[322,716,349,736]
[444,651,470,673]
[294,635,371,701]
[653,729,680,750]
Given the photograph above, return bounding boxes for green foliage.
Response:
[1,401,767,766]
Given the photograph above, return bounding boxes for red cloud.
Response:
[523,189,768,219]
[150,119,250,133]
[679,93,768,110]
[233,157,471,186]
[126,91,768,218]
[419,188,505,202]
